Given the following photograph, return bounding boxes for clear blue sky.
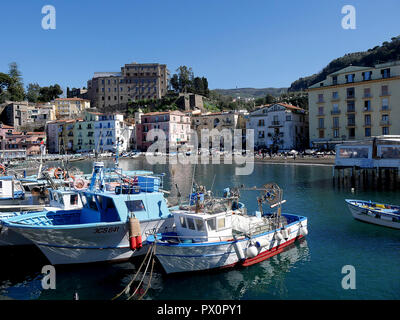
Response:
[1,0,399,94]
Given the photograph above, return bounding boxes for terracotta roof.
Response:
[55,98,90,102]
[0,124,14,129]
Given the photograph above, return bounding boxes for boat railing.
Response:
[154,233,238,244]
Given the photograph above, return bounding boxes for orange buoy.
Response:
[128,216,141,251]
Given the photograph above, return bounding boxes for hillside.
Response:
[289,35,400,92]
[212,87,287,99]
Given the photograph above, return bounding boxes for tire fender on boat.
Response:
[299,224,308,236]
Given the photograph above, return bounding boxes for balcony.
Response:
[380,106,390,112]
[347,122,356,127]
[380,120,391,126]
[363,108,373,113]
[269,121,282,127]
[346,107,356,113]
[346,95,356,100]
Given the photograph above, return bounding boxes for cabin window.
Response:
[217,218,226,229]
[187,218,196,230]
[195,219,205,231]
[70,194,78,205]
[206,218,216,231]
[86,195,98,210]
[180,216,187,228]
[49,191,53,201]
[125,200,145,212]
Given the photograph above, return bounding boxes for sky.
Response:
[1,0,400,94]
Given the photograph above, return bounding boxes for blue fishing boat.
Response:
[2,162,174,264]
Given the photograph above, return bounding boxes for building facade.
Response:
[54,98,90,119]
[247,103,309,151]
[308,61,400,148]
[87,62,169,109]
[136,111,191,151]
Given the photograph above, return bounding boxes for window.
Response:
[348,114,355,126]
[333,117,339,128]
[186,218,196,230]
[318,118,324,129]
[365,128,371,137]
[125,200,146,212]
[332,104,339,114]
[332,76,338,85]
[333,129,339,138]
[364,88,371,98]
[206,218,216,231]
[217,218,225,229]
[258,119,265,126]
[347,88,355,99]
[381,85,389,96]
[85,195,98,210]
[180,216,187,228]
[382,98,389,110]
[258,131,265,139]
[349,128,355,138]
[347,101,355,112]
[286,115,291,121]
[318,107,324,116]
[195,219,205,231]
[381,68,391,79]
[364,100,371,111]
[346,74,355,83]
[319,130,324,139]
[318,94,324,103]
[332,91,339,99]
[362,71,372,81]
[364,115,371,126]
[382,127,389,135]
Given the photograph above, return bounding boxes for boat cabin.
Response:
[47,189,83,210]
[172,210,233,243]
[0,176,25,200]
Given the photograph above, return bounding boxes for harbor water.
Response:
[0,159,399,300]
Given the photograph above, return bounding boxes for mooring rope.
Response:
[111,241,155,300]
[127,242,156,300]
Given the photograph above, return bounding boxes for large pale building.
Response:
[308,61,400,148]
[54,98,90,119]
[87,62,169,109]
[246,103,309,151]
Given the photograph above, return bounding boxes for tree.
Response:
[170,74,179,92]
[7,62,25,101]
[0,72,12,103]
[193,77,205,95]
[26,83,41,103]
[265,94,275,104]
[176,66,194,93]
[38,84,63,102]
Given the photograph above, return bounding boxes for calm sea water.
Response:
[0,159,399,300]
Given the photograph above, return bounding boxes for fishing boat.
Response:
[345,199,400,229]
[146,183,308,274]
[2,162,174,264]
[0,188,83,246]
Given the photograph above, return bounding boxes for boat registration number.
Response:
[94,226,120,234]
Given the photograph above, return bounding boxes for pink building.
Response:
[3,130,45,156]
[136,111,191,151]
[0,124,15,150]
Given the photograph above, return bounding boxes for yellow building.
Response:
[54,98,90,119]
[307,61,400,148]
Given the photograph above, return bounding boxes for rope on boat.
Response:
[111,241,156,300]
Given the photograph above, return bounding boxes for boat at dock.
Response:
[146,183,308,274]
[345,199,400,229]
[1,162,175,264]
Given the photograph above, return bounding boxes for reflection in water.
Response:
[146,239,310,300]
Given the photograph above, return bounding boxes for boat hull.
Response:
[346,200,400,229]
[152,218,307,274]
[5,217,174,264]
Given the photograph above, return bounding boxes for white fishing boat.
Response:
[147,183,308,274]
[345,199,400,229]
[2,162,175,264]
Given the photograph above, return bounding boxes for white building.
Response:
[246,103,309,151]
